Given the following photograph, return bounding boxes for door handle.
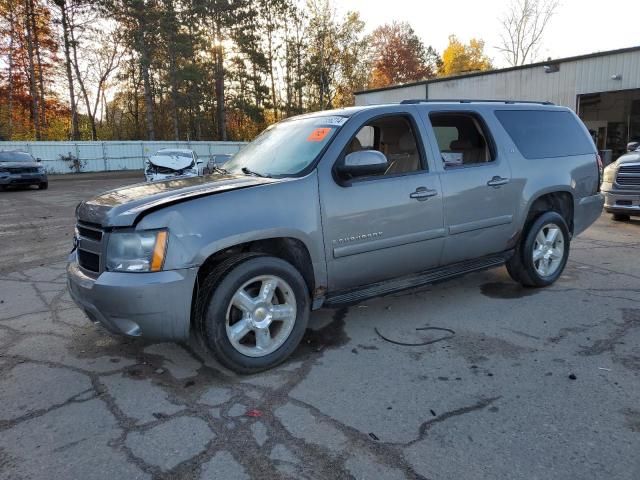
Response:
[487,176,509,187]
[410,187,438,201]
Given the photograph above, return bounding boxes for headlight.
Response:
[37,166,45,173]
[602,164,616,183]
[106,230,168,272]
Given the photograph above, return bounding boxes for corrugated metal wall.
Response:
[0,141,247,174]
[355,49,640,109]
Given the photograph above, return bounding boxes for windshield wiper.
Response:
[241,167,270,178]
[212,165,230,175]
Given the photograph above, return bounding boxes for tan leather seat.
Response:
[348,137,363,153]
[386,132,420,174]
[449,139,486,164]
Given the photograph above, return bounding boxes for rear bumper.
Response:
[67,253,197,341]
[602,189,640,216]
[573,193,604,235]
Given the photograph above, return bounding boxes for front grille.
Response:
[8,167,38,174]
[616,175,640,186]
[76,221,105,273]
[155,165,179,175]
[77,250,100,272]
[619,164,640,174]
[77,224,103,241]
[10,178,37,184]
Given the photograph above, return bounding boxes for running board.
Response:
[324,250,513,307]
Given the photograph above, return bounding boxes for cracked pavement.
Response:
[1,173,639,479]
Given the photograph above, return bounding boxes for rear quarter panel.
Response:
[488,106,599,238]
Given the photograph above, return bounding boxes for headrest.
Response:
[398,132,415,151]
[349,137,362,152]
[450,139,473,150]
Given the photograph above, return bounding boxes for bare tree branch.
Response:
[497,0,559,66]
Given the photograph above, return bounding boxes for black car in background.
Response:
[0,151,48,190]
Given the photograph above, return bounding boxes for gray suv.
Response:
[67,101,604,373]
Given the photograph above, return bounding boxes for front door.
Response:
[425,111,518,264]
[319,112,445,292]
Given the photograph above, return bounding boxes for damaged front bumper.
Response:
[67,252,197,341]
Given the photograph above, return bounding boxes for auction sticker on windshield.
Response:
[317,116,348,126]
[307,127,333,142]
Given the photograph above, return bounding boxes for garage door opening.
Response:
[578,88,640,163]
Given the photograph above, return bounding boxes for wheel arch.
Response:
[190,235,320,331]
[520,189,575,240]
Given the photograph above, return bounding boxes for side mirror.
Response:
[36,158,42,163]
[337,150,388,178]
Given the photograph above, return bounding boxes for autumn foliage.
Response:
[369,22,441,89]
[440,35,493,76]
[0,0,67,140]
[0,1,497,142]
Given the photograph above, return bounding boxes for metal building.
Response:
[355,46,640,159]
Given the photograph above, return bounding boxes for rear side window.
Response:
[430,112,495,168]
[495,110,594,159]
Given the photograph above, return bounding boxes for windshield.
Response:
[0,151,34,162]
[224,116,346,176]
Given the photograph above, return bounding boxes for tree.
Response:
[369,21,440,88]
[498,0,558,66]
[0,0,59,139]
[51,0,80,139]
[102,0,161,140]
[332,11,369,107]
[440,35,492,76]
[304,0,368,110]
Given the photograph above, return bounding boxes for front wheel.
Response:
[506,211,570,288]
[38,182,48,190]
[196,255,309,373]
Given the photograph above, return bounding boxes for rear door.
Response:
[317,108,446,292]
[423,109,519,264]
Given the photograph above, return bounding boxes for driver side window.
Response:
[346,116,424,176]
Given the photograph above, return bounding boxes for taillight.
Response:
[596,153,603,192]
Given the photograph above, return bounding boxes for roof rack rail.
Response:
[400,99,554,105]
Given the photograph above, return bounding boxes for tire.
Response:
[506,211,570,288]
[196,254,310,374]
[612,213,630,222]
[38,182,48,190]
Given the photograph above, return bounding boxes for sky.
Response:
[338,0,639,68]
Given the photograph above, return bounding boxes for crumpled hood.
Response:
[148,154,194,170]
[77,173,285,227]
[0,161,41,169]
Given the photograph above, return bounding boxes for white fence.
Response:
[0,141,247,174]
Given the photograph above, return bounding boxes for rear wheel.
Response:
[612,213,630,221]
[196,254,309,373]
[506,211,570,287]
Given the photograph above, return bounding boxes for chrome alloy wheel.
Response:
[532,223,565,277]
[225,275,297,357]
